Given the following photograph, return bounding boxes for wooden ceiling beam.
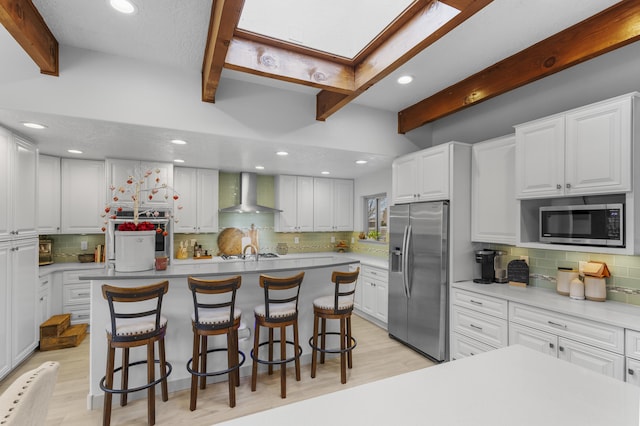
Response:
[224,37,355,93]
[316,0,493,121]
[0,0,58,75]
[398,0,640,134]
[202,0,244,103]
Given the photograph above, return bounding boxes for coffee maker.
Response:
[473,249,495,284]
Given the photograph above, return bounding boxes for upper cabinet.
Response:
[173,167,219,233]
[275,175,314,232]
[61,159,105,234]
[0,128,38,240]
[392,144,450,204]
[515,94,636,199]
[105,159,174,209]
[471,135,516,245]
[38,155,61,234]
[313,178,354,232]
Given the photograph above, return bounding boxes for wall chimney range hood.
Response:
[219,172,282,214]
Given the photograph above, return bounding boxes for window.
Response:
[364,193,387,242]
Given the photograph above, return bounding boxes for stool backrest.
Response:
[188,275,242,330]
[102,280,169,343]
[259,272,305,321]
[330,267,360,314]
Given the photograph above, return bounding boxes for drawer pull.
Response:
[470,300,483,306]
[548,320,567,329]
[77,292,90,297]
[41,280,49,285]
[469,352,475,356]
[469,324,483,331]
[549,343,554,349]
[558,346,565,352]
[76,314,90,319]
[629,368,635,376]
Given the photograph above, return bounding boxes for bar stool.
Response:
[100,281,172,426]
[186,275,245,411]
[251,272,305,398]
[309,267,360,384]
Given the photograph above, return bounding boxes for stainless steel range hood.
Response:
[219,172,282,213]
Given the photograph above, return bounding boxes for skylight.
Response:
[238,0,415,59]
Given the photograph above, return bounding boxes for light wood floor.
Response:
[0,315,434,425]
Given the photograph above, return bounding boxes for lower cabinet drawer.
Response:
[63,304,90,325]
[625,329,640,358]
[450,332,496,360]
[63,283,91,305]
[451,306,508,348]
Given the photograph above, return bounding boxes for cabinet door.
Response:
[106,158,138,207]
[313,178,334,232]
[296,176,314,232]
[565,97,632,195]
[0,128,11,240]
[173,167,198,233]
[61,159,106,234]
[106,160,173,209]
[374,277,388,323]
[471,135,516,244]
[509,322,558,357]
[12,136,38,238]
[0,241,10,380]
[11,239,38,367]
[275,175,298,232]
[450,332,496,360]
[38,155,61,234]
[361,277,376,317]
[417,144,449,201]
[38,275,52,329]
[350,264,362,310]
[558,337,624,381]
[515,116,565,198]
[332,179,353,231]
[196,168,219,233]
[626,357,640,387]
[392,155,418,204]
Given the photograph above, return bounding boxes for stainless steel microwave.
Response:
[539,204,624,247]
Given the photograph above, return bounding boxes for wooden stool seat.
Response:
[100,281,171,426]
[251,272,305,399]
[186,276,245,412]
[309,268,360,384]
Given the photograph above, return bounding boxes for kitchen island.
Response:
[217,344,640,425]
[82,255,359,409]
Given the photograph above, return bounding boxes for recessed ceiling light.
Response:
[171,139,187,145]
[174,159,185,163]
[67,149,83,154]
[255,165,265,170]
[321,171,330,175]
[276,151,289,156]
[22,122,46,129]
[109,0,137,14]
[355,160,368,164]
[397,75,414,85]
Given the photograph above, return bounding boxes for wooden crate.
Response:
[40,314,71,338]
[40,324,88,351]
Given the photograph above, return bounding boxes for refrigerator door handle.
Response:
[403,225,412,298]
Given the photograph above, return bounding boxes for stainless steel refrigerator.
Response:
[388,201,448,362]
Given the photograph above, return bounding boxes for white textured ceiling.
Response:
[0,0,623,178]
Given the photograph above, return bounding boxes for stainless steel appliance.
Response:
[388,202,448,362]
[473,249,495,284]
[539,203,623,247]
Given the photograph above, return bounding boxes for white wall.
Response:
[354,168,392,231]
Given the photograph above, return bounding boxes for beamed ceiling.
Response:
[1,0,640,134]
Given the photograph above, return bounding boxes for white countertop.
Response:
[453,280,640,330]
[217,344,639,426]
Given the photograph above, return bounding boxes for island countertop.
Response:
[80,254,359,280]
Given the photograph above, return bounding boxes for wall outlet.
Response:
[351,237,355,244]
[519,255,529,265]
[80,240,88,250]
[294,237,299,244]
[331,236,336,243]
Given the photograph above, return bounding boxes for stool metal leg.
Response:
[347,316,353,369]
[226,331,236,407]
[199,336,208,389]
[268,328,274,375]
[103,345,115,426]
[147,342,155,426]
[320,318,327,364]
[311,313,319,378]
[293,321,301,382]
[121,348,129,406]
[280,325,287,398]
[340,317,347,384]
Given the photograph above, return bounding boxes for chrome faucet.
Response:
[242,244,259,261]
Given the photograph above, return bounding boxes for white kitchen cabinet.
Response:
[358,265,388,324]
[0,241,10,380]
[515,93,637,199]
[625,329,640,387]
[627,357,640,387]
[313,177,353,232]
[350,263,362,310]
[106,159,174,209]
[61,159,106,234]
[392,144,450,204]
[557,337,624,380]
[0,128,38,241]
[38,155,61,234]
[509,322,558,356]
[274,175,314,232]
[38,274,52,332]
[62,270,91,325]
[173,167,219,233]
[450,331,495,360]
[471,135,516,244]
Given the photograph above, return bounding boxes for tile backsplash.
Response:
[488,244,640,307]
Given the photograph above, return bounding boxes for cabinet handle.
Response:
[469,324,483,331]
[629,368,635,376]
[558,346,565,352]
[469,352,475,356]
[78,292,90,297]
[548,320,567,329]
[77,314,90,319]
[470,300,483,306]
[566,183,571,189]
[549,343,554,349]
[39,297,44,301]
[556,184,562,190]
[41,280,49,285]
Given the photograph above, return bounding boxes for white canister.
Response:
[584,276,607,302]
[115,230,156,272]
[556,269,579,296]
[569,278,585,300]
